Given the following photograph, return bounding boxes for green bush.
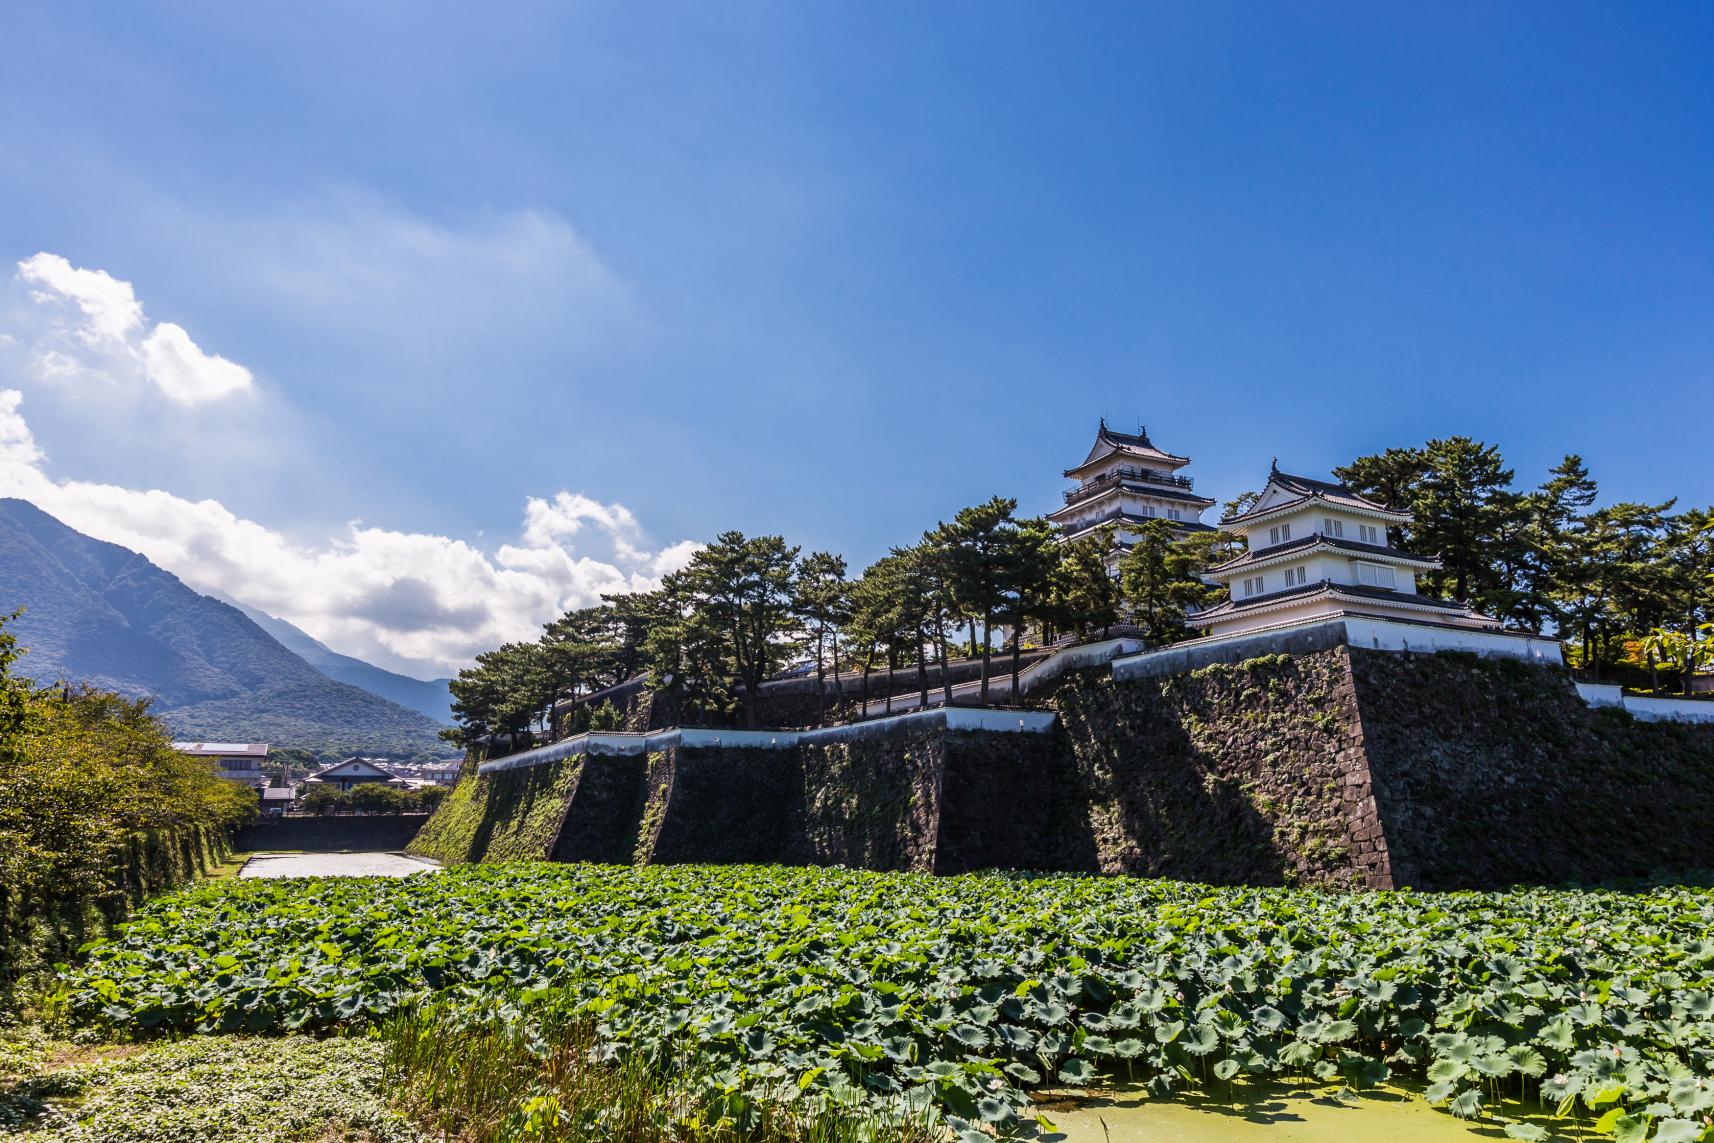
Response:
[0,612,253,1007]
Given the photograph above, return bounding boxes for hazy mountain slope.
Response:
[0,498,449,757]
[230,603,453,725]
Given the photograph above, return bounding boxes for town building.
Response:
[1192,463,1496,638]
[259,786,296,816]
[303,756,404,792]
[173,742,271,789]
[387,762,464,787]
[1048,420,1215,566]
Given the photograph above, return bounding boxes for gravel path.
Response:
[239,852,441,878]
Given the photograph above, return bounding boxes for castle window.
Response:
[1358,524,1379,544]
[1323,517,1343,538]
[1242,576,1264,597]
[1355,562,1397,589]
[1268,523,1292,546]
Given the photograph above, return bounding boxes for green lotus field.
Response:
[56,864,1714,1141]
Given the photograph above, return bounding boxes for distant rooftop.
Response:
[173,742,270,757]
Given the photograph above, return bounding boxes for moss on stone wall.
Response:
[407,758,581,865]
[795,727,944,871]
[645,747,801,865]
[1349,649,1714,888]
[551,756,648,864]
[1042,650,1372,889]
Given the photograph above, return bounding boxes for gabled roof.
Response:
[1222,461,1412,526]
[1207,533,1440,576]
[1193,579,1480,622]
[305,756,400,782]
[1065,418,1190,476]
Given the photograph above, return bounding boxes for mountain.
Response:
[228,602,453,725]
[0,498,451,759]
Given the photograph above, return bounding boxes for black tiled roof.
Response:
[1210,533,1436,573]
[1074,418,1190,469]
[1221,462,1405,524]
[1062,512,1215,540]
[1195,579,1471,620]
[1055,480,1217,511]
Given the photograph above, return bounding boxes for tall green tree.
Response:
[996,516,1062,697]
[672,532,802,728]
[1051,525,1122,641]
[935,496,1025,703]
[1338,437,1526,617]
[794,551,850,726]
[1518,455,1600,632]
[1119,520,1207,644]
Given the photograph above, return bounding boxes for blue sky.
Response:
[1,2,1709,676]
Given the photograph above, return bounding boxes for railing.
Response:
[1064,466,1194,506]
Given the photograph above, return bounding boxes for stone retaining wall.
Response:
[415,645,1714,888]
[233,814,427,854]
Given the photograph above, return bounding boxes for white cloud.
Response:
[17,253,143,345]
[521,491,641,547]
[139,322,253,404]
[0,391,696,677]
[0,389,45,470]
[13,252,253,405]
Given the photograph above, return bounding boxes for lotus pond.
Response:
[57,864,1714,1142]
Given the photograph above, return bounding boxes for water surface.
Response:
[1040,1083,1590,1142]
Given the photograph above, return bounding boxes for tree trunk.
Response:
[831,638,843,719]
[946,620,959,702]
[916,633,929,709]
[978,612,993,703]
[814,630,827,727]
[859,643,873,718]
[1011,628,1022,702]
[884,648,895,715]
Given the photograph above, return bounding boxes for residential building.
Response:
[303,756,403,791]
[173,741,271,789]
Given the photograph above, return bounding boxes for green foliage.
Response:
[383,998,937,1143]
[406,763,582,865]
[6,1034,421,1142]
[0,612,253,1002]
[59,864,1714,1139]
[1050,524,1122,639]
[1336,443,1713,679]
[1118,520,1208,644]
[298,782,445,816]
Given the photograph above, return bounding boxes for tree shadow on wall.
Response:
[1055,681,1292,886]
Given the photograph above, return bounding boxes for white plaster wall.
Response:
[1575,682,1624,708]
[478,705,1058,774]
[1127,614,1564,675]
[1616,695,1714,724]
[1341,617,1562,662]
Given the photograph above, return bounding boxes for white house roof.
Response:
[304,756,400,782]
[173,742,270,757]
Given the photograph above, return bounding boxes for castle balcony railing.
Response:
[1064,466,1194,506]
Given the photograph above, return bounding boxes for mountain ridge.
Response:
[227,602,454,725]
[0,497,451,759]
